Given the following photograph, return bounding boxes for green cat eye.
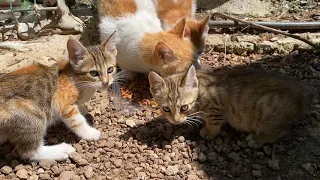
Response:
[107,67,114,73]
[162,106,171,112]
[180,105,189,113]
[89,70,99,77]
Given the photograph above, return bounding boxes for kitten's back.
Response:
[199,69,317,131]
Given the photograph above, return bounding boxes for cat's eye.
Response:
[162,106,171,113]
[107,67,114,73]
[89,70,99,77]
[180,105,189,113]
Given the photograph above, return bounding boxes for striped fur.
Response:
[0,35,118,161]
[149,65,317,149]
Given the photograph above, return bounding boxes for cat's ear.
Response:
[182,65,198,89]
[169,18,190,38]
[148,71,166,95]
[154,42,174,62]
[200,15,210,38]
[67,38,86,66]
[100,30,117,57]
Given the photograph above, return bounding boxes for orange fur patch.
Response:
[54,73,79,116]
[141,31,194,75]
[156,0,194,25]
[9,64,41,75]
[98,0,137,17]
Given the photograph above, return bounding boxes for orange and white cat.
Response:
[98,0,197,76]
[154,0,210,63]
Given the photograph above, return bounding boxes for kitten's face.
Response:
[67,32,118,90]
[149,65,199,124]
[141,18,196,76]
[186,16,210,58]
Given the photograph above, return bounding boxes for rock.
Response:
[59,171,75,180]
[105,140,115,148]
[263,146,272,156]
[69,152,88,166]
[198,153,207,162]
[16,169,28,179]
[84,166,94,179]
[114,159,122,168]
[252,170,262,177]
[252,164,262,170]
[301,163,314,174]
[28,175,39,180]
[125,119,136,127]
[228,152,240,163]
[187,174,199,180]
[207,152,218,162]
[178,136,185,142]
[39,174,51,180]
[0,166,13,175]
[165,165,179,176]
[37,168,45,174]
[268,159,280,170]
[300,1,308,6]
[39,159,57,170]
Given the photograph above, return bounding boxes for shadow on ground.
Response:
[119,49,320,180]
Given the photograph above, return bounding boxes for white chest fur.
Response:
[99,0,162,73]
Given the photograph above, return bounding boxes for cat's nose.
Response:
[103,77,109,85]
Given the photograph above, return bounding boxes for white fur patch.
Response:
[64,113,101,141]
[99,1,163,73]
[31,143,75,161]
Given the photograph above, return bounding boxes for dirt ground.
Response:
[0,0,320,180]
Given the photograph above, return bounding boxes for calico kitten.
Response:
[154,0,210,62]
[98,0,197,76]
[148,65,317,149]
[0,33,118,161]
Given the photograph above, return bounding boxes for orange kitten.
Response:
[155,0,210,60]
[98,0,198,76]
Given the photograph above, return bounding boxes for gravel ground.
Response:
[0,0,320,180]
[0,48,319,180]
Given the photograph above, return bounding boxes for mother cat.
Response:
[98,0,198,76]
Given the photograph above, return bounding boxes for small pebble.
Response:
[114,159,122,168]
[268,159,280,170]
[0,166,12,175]
[16,169,28,179]
[252,170,262,177]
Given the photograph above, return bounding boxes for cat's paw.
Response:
[32,143,76,161]
[78,127,101,141]
[200,127,216,141]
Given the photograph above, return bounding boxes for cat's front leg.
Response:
[61,105,101,141]
[200,115,224,140]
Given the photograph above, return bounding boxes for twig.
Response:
[212,12,319,49]
[224,35,227,65]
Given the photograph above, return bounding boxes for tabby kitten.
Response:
[0,33,118,161]
[149,65,317,149]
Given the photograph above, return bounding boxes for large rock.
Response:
[197,0,273,17]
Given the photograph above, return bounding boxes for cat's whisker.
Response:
[186,118,203,125]
[188,111,204,116]
[186,119,200,128]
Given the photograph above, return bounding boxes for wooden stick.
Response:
[211,12,319,49]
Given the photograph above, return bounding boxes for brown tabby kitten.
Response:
[149,65,317,149]
[0,32,118,161]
